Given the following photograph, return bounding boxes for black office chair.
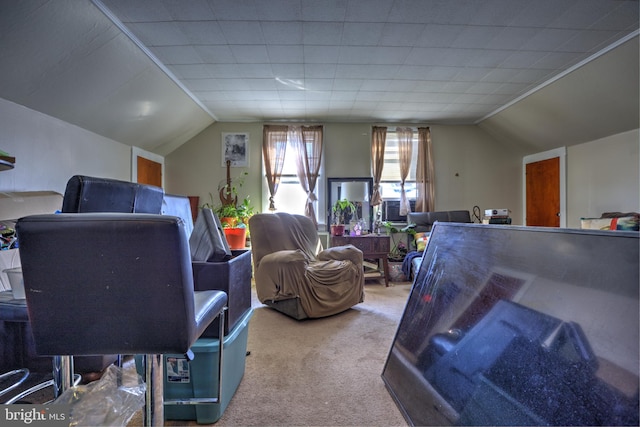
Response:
[61,174,164,214]
[60,174,167,386]
[16,213,228,426]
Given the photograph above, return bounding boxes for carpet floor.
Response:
[190,281,412,427]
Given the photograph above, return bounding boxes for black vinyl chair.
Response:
[61,174,164,214]
[54,175,165,396]
[16,213,228,426]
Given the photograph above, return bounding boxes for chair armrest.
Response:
[318,245,363,267]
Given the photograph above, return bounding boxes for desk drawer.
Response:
[331,235,390,255]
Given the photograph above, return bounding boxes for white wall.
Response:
[566,129,640,228]
[164,122,264,210]
[165,121,528,225]
[0,98,131,196]
[323,123,372,178]
[430,125,528,224]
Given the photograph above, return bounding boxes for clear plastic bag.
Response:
[53,364,145,426]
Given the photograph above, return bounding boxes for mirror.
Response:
[327,177,374,233]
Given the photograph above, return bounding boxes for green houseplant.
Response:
[235,196,256,226]
[212,198,254,228]
[331,199,357,236]
[201,169,254,226]
[205,197,255,249]
[201,174,256,248]
[380,221,416,262]
[214,202,241,227]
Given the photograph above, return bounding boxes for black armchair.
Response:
[16,213,228,426]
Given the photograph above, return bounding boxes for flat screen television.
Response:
[382,223,639,426]
[383,199,416,222]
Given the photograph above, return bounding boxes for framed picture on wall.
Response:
[222,133,249,167]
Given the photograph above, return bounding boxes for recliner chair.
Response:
[16,213,228,426]
[249,212,364,319]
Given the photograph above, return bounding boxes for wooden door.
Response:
[137,156,162,187]
[526,157,559,227]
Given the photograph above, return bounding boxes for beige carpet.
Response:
[167,281,412,427]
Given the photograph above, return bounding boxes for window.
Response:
[263,126,324,222]
[270,148,309,216]
[379,129,418,201]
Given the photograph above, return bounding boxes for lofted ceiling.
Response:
[0,0,638,155]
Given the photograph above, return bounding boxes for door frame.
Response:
[131,146,164,187]
[522,147,566,228]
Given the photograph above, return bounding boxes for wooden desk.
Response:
[331,234,390,286]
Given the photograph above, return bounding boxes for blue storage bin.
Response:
[163,308,253,424]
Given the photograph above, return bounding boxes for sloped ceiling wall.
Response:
[0,0,214,156]
[478,35,639,153]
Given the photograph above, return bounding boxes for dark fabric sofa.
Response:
[408,210,472,233]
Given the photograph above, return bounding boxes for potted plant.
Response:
[222,221,247,249]
[201,189,255,250]
[380,221,416,262]
[235,196,255,227]
[214,203,240,228]
[379,221,417,282]
[219,199,257,249]
[225,196,256,248]
[331,199,357,236]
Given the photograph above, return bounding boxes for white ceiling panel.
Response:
[230,45,270,63]
[179,21,227,45]
[262,22,304,45]
[303,22,344,45]
[193,45,235,63]
[0,0,637,155]
[208,0,259,20]
[509,1,576,28]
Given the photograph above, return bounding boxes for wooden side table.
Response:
[330,234,391,286]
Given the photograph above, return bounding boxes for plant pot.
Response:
[220,216,238,228]
[330,224,345,236]
[223,227,247,249]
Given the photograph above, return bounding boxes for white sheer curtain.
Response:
[396,127,413,216]
[289,125,323,227]
[262,125,288,210]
